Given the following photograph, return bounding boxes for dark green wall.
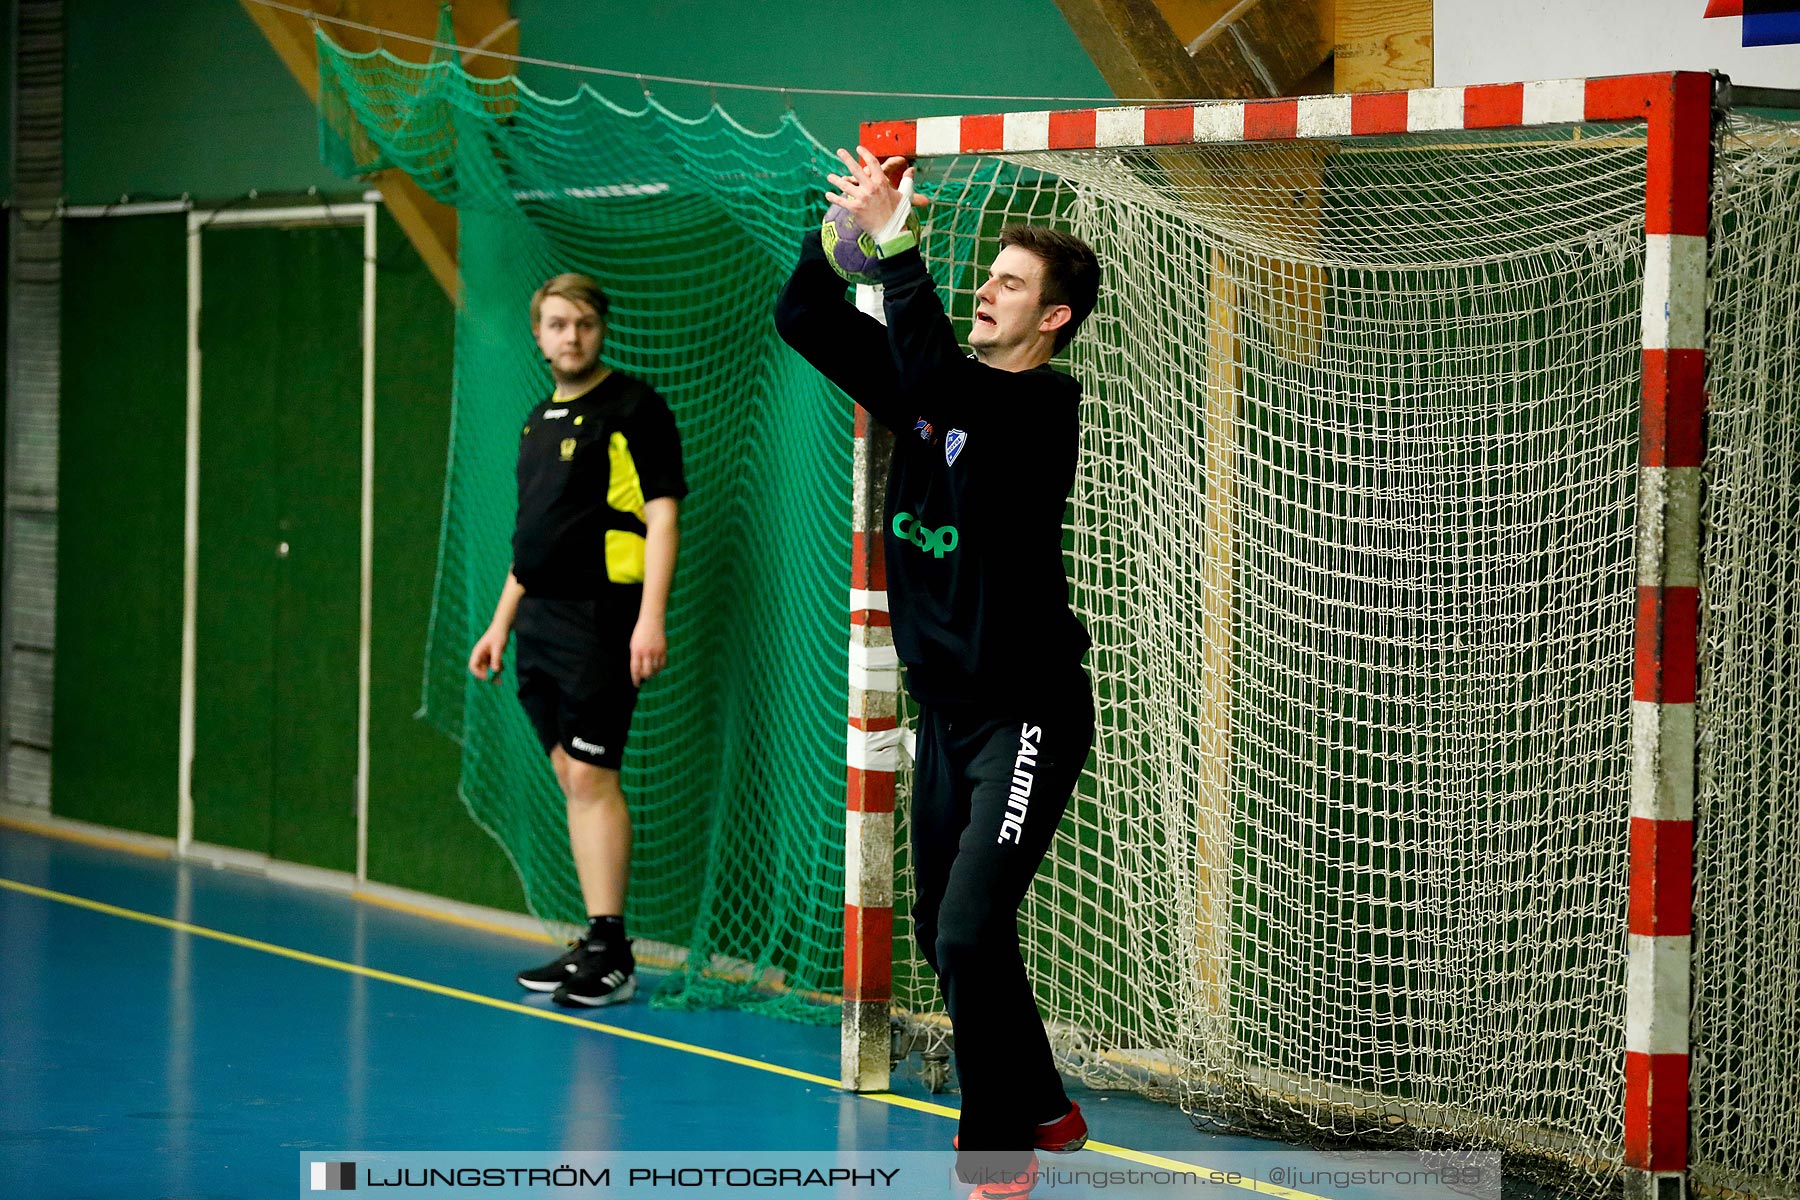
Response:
[511,0,1112,150]
[366,211,523,912]
[62,0,1108,204]
[49,209,517,912]
[65,0,352,203]
[52,215,187,835]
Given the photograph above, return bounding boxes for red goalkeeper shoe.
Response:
[967,1155,1037,1200]
[1031,1104,1088,1153]
[955,1103,1088,1154]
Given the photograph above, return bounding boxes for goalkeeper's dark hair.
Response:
[530,273,611,327]
[999,225,1101,353]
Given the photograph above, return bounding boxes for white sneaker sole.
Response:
[553,975,638,1008]
[517,961,582,993]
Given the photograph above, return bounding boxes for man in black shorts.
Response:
[775,149,1100,1199]
[468,273,686,1008]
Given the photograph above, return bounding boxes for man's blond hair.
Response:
[530,273,611,327]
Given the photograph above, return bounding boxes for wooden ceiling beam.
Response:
[1183,0,1336,98]
[1051,0,1212,101]
[1335,0,1433,93]
[1055,0,1337,101]
[1148,0,1252,47]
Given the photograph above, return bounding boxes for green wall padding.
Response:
[52,214,187,836]
[365,210,524,913]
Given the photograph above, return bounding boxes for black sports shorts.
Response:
[513,592,640,770]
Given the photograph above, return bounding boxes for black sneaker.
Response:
[552,939,637,1008]
[516,941,591,993]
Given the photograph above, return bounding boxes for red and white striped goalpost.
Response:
[844,397,900,1091]
[840,72,1711,1199]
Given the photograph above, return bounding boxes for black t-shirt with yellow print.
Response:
[512,371,687,599]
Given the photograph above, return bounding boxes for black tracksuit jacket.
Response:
[774,230,1090,707]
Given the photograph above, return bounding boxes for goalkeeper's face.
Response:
[968,245,1065,367]
[534,295,606,384]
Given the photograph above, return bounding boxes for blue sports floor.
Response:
[0,822,1522,1200]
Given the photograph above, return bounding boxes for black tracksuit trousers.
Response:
[909,667,1096,1166]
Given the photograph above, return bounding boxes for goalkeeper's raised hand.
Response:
[825,145,927,251]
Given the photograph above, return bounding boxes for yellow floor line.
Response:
[0,874,1333,1199]
[0,814,668,966]
[0,875,833,1085]
[0,813,173,860]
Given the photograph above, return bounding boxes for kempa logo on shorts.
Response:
[570,736,606,757]
[891,512,959,558]
[998,723,1043,845]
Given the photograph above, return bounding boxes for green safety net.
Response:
[315,22,857,1019]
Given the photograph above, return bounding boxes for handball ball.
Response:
[822,204,921,285]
